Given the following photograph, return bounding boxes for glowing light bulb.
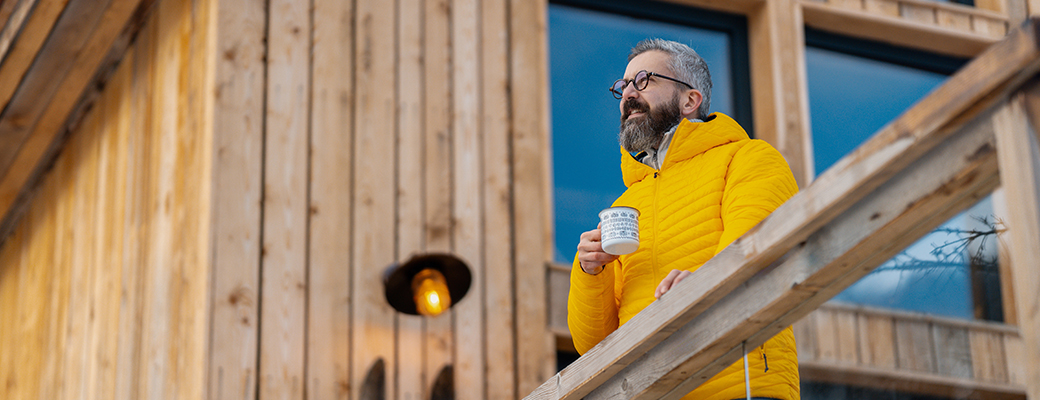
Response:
[412,268,451,316]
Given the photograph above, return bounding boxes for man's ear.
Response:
[681,90,702,119]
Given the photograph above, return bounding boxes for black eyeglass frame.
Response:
[609,70,695,99]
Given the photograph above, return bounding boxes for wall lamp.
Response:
[383,253,472,316]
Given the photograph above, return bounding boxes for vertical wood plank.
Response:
[42,136,76,400]
[969,330,1009,383]
[932,325,973,379]
[206,0,266,396]
[937,9,972,31]
[424,0,455,395]
[974,0,1008,14]
[452,0,485,398]
[900,3,937,24]
[792,311,818,361]
[814,308,840,363]
[259,0,310,396]
[510,0,554,393]
[995,90,1040,398]
[309,0,355,398]
[895,320,935,373]
[749,0,813,186]
[989,188,1019,325]
[972,16,1009,38]
[142,6,180,396]
[482,0,517,396]
[353,0,398,399]
[85,46,133,400]
[396,0,424,398]
[1003,332,1026,386]
[856,313,896,369]
[61,92,101,400]
[829,0,864,11]
[19,169,58,400]
[114,40,149,400]
[863,0,900,16]
[0,220,23,400]
[834,309,858,364]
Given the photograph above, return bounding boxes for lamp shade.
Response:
[383,253,472,315]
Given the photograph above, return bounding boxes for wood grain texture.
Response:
[395,0,424,397]
[748,0,813,186]
[856,313,896,369]
[259,0,310,397]
[510,0,554,394]
[452,0,486,398]
[352,0,398,399]
[424,0,455,397]
[206,0,265,397]
[482,0,517,397]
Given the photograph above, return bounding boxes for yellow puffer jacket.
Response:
[568,113,800,400]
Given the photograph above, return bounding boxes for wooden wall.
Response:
[796,303,1026,399]
[0,0,214,398]
[0,0,555,399]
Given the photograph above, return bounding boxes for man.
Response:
[567,39,800,400]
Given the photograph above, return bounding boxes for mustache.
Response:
[622,98,649,121]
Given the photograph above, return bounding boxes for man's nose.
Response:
[622,81,639,100]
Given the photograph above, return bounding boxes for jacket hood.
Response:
[620,112,749,187]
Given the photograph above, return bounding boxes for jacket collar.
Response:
[620,113,748,187]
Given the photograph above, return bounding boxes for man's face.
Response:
[617,51,685,154]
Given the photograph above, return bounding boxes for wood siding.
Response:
[0,0,554,399]
[796,303,1026,399]
[0,0,214,398]
[1,0,1036,399]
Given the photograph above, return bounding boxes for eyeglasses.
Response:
[610,70,694,99]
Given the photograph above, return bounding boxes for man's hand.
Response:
[577,227,619,275]
[655,269,691,299]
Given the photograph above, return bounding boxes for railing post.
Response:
[993,84,1040,400]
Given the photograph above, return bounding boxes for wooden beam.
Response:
[994,84,1040,400]
[0,0,68,114]
[525,17,1040,400]
[0,0,40,72]
[0,0,152,245]
[749,0,814,186]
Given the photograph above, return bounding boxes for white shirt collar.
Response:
[639,117,702,170]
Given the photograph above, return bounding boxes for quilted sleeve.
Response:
[716,140,798,254]
[567,254,621,355]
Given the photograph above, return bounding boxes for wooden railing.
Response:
[526,17,1040,400]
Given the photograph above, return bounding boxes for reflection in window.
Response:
[806,35,1002,321]
[548,1,748,263]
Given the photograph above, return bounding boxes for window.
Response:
[549,0,751,263]
[805,28,1003,321]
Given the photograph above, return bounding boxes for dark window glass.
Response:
[548,1,749,263]
[806,31,1002,321]
[802,381,958,400]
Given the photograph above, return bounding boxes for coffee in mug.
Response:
[598,206,640,255]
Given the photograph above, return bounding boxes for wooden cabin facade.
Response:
[0,0,1036,400]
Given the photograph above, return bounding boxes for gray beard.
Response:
[618,95,683,154]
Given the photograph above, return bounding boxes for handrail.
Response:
[526,17,1040,400]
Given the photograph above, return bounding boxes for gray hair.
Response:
[629,39,712,120]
